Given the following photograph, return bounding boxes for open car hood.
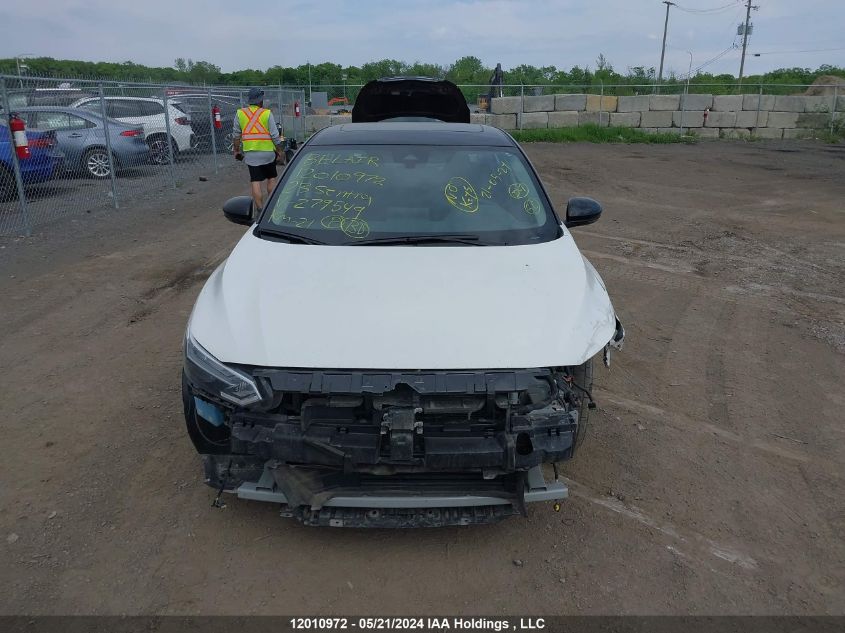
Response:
[351,77,470,123]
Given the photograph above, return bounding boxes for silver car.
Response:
[16,107,149,179]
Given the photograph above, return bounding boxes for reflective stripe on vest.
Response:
[237,106,275,152]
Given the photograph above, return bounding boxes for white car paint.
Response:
[70,96,194,153]
[188,229,618,370]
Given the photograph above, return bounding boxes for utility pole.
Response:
[656,1,675,94]
[737,0,758,87]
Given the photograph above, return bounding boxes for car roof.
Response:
[308,122,515,147]
[74,96,164,103]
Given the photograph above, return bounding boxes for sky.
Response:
[1,0,843,78]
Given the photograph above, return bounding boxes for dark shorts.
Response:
[248,161,278,182]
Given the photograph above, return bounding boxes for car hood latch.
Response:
[381,407,423,461]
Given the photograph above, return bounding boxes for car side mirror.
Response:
[223,196,254,225]
[565,197,603,228]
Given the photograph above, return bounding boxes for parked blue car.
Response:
[16,107,149,179]
[0,120,64,201]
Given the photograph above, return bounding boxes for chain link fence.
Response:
[0,74,305,236]
[1,74,841,236]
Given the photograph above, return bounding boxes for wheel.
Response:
[0,166,18,202]
[83,147,114,179]
[147,135,176,165]
[571,357,594,452]
[181,372,230,454]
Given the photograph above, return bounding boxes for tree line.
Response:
[1,55,842,100]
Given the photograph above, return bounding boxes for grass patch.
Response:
[511,124,692,144]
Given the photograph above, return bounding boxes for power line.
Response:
[674,1,742,15]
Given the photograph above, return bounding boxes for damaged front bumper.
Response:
[185,366,589,527]
[206,456,567,527]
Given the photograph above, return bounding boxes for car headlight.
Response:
[184,332,263,406]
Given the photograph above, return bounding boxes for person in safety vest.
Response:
[233,87,285,213]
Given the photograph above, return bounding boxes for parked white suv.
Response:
[71,96,194,164]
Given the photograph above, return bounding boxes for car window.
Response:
[35,112,72,130]
[107,100,142,118]
[76,100,101,113]
[263,145,557,246]
[138,101,165,116]
[67,114,93,129]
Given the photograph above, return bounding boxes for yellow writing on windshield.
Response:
[523,198,541,215]
[444,177,479,213]
[303,152,380,167]
[300,169,386,186]
[508,182,529,199]
[479,161,511,199]
[321,215,371,239]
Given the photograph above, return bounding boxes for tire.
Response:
[83,147,114,179]
[571,357,594,452]
[0,165,18,202]
[181,372,230,454]
[147,135,176,165]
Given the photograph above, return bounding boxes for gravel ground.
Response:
[1,140,843,615]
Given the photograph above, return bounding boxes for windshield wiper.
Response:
[349,234,486,246]
[255,227,327,245]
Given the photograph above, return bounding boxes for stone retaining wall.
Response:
[297,94,842,138]
[476,93,843,139]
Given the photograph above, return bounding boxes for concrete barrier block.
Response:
[609,112,641,127]
[657,127,682,135]
[330,115,351,126]
[578,111,609,126]
[555,94,587,111]
[753,127,784,139]
[548,111,579,127]
[801,96,831,113]
[695,128,719,139]
[797,112,830,129]
[837,95,845,112]
[617,96,650,112]
[585,95,618,112]
[772,96,805,112]
[490,114,517,130]
[307,115,332,132]
[491,97,522,115]
[680,94,713,111]
[650,95,680,111]
[641,111,673,127]
[470,113,491,125]
[712,95,743,111]
[521,112,549,129]
[736,110,768,128]
[523,95,555,112]
[641,127,658,134]
[673,111,705,127]
[783,128,813,139]
[742,94,775,111]
[721,128,751,139]
[767,112,799,128]
[705,111,737,127]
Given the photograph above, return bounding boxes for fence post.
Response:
[207,88,218,174]
[755,84,763,136]
[98,84,119,209]
[0,77,32,236]
[519,84,524,130]
[832,85,839,135]
[599,81,605,127]
[162,87,176,189]
[680,83,688,134]
[278,85,285,139]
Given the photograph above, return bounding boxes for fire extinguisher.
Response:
[9,114,30,160]
[294,101,301,118]
[212,105,222,130]
[703,108,709,126]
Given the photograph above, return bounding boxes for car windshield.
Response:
[261,145,559,245]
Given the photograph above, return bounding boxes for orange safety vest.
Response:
[237,106,275,152]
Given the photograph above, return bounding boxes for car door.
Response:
[31,111,93,168]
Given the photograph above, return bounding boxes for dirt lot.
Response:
[1,140,843,615]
